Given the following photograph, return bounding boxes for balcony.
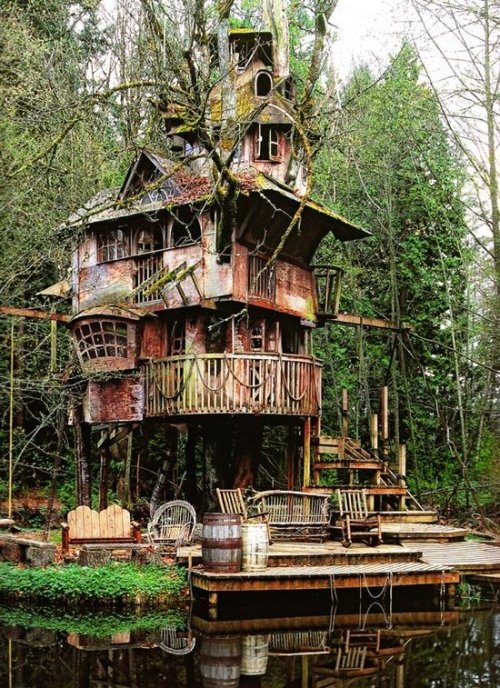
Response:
[142,353,322,417]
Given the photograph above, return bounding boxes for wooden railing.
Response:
[143,353,322,417]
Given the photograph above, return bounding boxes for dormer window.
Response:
[97,227,129,263]
[255,125,280,162]
[255,71,273,97]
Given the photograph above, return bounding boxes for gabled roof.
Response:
[64,151,369,263]
[65,150,213,227]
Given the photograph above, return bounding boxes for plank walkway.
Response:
[381,523,469,542]
[179,540,423,568]
[412,540,500,573]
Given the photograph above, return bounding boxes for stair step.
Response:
[304,485,409,496]
[313,460,383,471]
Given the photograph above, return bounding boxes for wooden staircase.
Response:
[304,435,438,524]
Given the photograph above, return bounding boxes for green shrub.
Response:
[0,562,187,605]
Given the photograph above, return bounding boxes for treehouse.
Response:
[62,27,376,498]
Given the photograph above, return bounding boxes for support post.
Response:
[341,388,349,437]
[380,386,389,462]
[398,444,407,510]
[302,417,311,488]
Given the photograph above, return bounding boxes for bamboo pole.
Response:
[380,386,389,462]
[50,318,57,372]
[8,321,14,520]
[302,417,311,488]
[398,444,407,510]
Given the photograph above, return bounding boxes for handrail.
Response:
[143,352,322,417]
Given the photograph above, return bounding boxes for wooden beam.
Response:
[325,313,414,331]
[0,306,70,323]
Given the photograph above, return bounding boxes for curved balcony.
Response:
[142,353,322,417]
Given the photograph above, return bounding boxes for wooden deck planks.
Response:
[381,523,469,542]
[415,540,500,572]
[191,562,459,596]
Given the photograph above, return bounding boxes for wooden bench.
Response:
[249,490,330,541]
[61,504,141,555]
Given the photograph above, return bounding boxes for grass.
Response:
[0,562,187,607]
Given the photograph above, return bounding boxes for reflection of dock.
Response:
[191,609,462,635]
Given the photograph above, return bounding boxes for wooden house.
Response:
[65,29,370,500]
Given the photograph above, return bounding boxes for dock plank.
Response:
[415,541,500,573]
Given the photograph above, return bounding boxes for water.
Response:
[0,593,498,687]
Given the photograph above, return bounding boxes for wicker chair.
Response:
[147,500,196,548]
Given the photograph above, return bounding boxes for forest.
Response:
[0,0,498,530]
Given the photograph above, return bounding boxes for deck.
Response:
[179,541,423,568]
[381,522,470,542]
[191,562,459,607]
[414,540,500,573]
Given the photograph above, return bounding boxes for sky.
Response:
[331,0,411,81]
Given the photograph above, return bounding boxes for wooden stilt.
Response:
[302,417,311,488]
[398,444,407,510]
[341,389,349,437]
[99,429,110,511]
[380,386,389,462]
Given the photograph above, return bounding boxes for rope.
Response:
[279,353,308,402]
[194,354,232,392]
[225,355,275,389]
[151,356,196,400]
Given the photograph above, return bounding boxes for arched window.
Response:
[74,320,129,361]
[255,71,273,97]
[96,227,129,262]
[134,223,164,254]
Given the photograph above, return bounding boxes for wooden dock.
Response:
[191,562,459,608]
[179,540,423,568]
[415,540,500,573]
[381,523,470,542]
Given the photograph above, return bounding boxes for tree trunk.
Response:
[233,418,264,488]
[73,402,91,506]
[150,426,178,516]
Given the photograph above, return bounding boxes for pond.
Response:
[0,590,498,687]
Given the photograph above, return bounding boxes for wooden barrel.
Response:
[200,635,241,688]
[202,513,242,573]
[240,634,269,676]
[241,522,269,572]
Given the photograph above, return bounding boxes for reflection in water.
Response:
[0,597,498,687]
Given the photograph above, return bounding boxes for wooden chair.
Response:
[336,489,382,548]
[147,500,196,548]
